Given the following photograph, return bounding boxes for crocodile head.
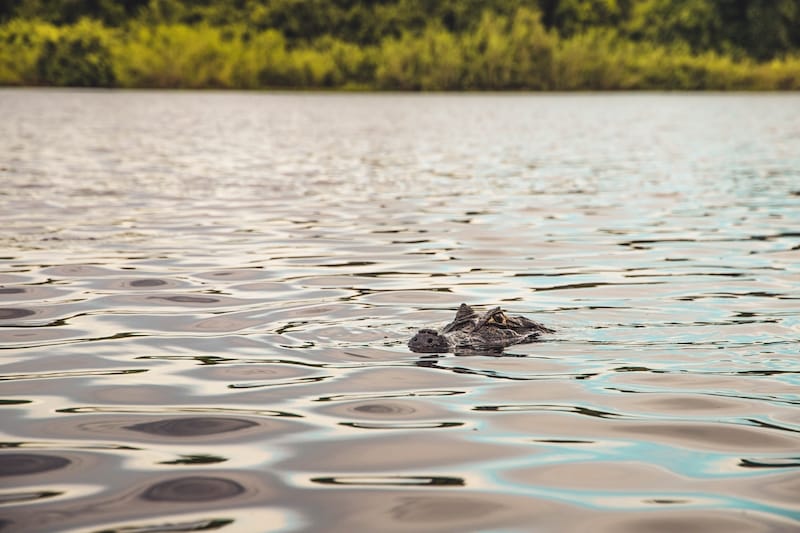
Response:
[408,328,450,353]
[408,304,553,354]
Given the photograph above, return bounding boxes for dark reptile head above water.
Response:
[408,303,554,354]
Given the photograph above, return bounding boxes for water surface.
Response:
[0,90,799,532]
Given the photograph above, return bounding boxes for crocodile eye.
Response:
[491,314,507,325]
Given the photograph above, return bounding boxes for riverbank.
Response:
[2,12,799,91]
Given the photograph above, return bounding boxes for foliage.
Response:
[1,1,799,90]
[29,18,116,87]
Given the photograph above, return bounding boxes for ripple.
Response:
[100,293,247,308]
[129,278,168,287]
[40,265,118,277]
[0,453,70,476]
[352,402,417,416]
[97,277,186,290]
[3,92,800,533]
[339,421,463,429]
[193,363,317,381]
[312,398,454,427]
[141,476,245,502]
[591,512,796,533]
[194,269,269,281]
[0,490,62,504]
[311,475,464,487]
[0,285,67,301]
[613,422,800,451]
[0,307,35,320]
[148,295,220,303]
[0,288,25,294]
[0,327,80,345]
[390,496,505,523]
[125,417,259,437]
[26,412,301,443]
[739,456,800,468]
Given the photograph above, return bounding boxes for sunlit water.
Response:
[0,89,798,532]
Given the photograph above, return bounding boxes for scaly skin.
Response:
[408,303,553,354]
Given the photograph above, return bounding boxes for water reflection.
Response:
[0,91,799,532]
[0,308,35,320]
[311,475,464,486]
[739,457,800,469]
[124,417,258,437]
[159,455,228,465]
[0,490,62,504]
[129,279,167,287]
[141,477,245,502]
[94,517,234,532]
[0,453,70,475]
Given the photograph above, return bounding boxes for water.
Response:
[0,89,798,532]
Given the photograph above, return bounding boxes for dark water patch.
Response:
[141,476,245,502]
[95,277,187,291]
[0,453,70,476]
[744,418,800,435]
[0,287,25,294]
[533,439,594,444]
[353,402,416,415]
[0,285,68,302]
[0,368,147,381]
[194,268,268,281]
[313,398,453,426]
[475,404,624,420]
[159,454,228,465]
[0,307,35,320]
[340,421,463,429]
[0,441,140,451]
[642,498,691,505]
[739,457,800,469]
[228,375,331,389]
[130,278,167,287]
[95,518,235,532]
[29,412,303,445]
[532,281,666,293]
[57,407,302,417]
[147,295,220,304]
[229,281,294,293]
[125,417,259,437]
[0,490,62,504]
[311,475,464,487]
[100,293,248,309]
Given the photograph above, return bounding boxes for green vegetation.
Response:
[1,0,799,90]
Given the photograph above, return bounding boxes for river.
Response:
[1,89,798,532]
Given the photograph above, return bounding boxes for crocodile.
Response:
[408,303,553,353]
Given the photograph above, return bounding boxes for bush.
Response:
[35,18,116,87]
[1,5,799,91]
[0,20,57,85]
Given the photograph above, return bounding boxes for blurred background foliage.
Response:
[1,0,799,89]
